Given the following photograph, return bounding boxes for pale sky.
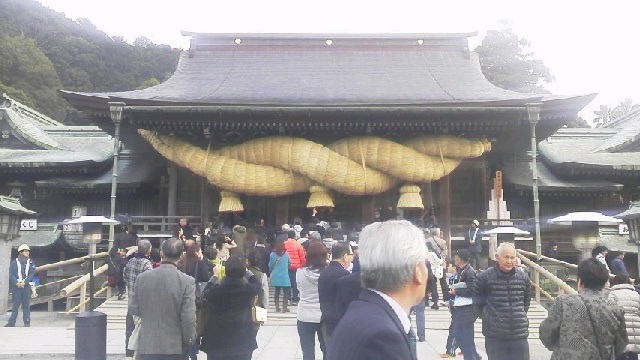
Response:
[37,0,640,123]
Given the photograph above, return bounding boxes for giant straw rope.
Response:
[138,129,490,201]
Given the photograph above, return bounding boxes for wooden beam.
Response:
[439,175,452,260]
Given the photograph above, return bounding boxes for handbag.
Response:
[252,296,267,329]
[194,262,209,306]
[579,296,610,360]
[195,262,213,337]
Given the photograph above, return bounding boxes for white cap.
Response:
[472,219,480,226]
[18,244,30,252]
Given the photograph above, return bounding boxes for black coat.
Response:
[318,262,350,333]
[200,274,261,356]
[335,272,362,320]
[328,289,416,360]
[474,265,531,340]
[452,264,478,323]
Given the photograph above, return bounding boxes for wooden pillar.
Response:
[424,183,433,211]
[276,196,289,226]
[167,164,178,217]
[439,175,452,260]
[200,179,212,225]
[362,196,375,224]
[480,159,488,216]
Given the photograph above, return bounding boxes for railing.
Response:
[60,262,110,313]
[130,215,202,238]
[19,252,112,312]
[516,250,578,303]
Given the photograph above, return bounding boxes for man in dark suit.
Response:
[464,219,483,269]
[319,241,353,346]
[327,220,429,360]
[130,238,196,360]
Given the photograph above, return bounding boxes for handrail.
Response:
[65,286,109,314]
[529,279,555,301]
[36,252,110,273]
[34,275,82,290]
[60,264,109,296]
[517,249,578,269]
[517,249,617,281]
[516,252,577,295]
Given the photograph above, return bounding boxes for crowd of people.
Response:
[11,213,640,360]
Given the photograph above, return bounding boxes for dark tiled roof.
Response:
[539,128,640,172]
[34,150,165,189]
[0,98,114,168]
[13,223,62,248]
[503,157,623,192]
[62,33,574,107]
[593,107,640,152]
[615,202,640,220]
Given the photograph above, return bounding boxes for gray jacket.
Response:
[540,289,628,360]
[130,263,197,355]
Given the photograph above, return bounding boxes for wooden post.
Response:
[362,196,375,224]
[534,269,541,303]
[276,197,289,226]
[167,164,178,217]
[79,282,86,313]
[439,176,452,260]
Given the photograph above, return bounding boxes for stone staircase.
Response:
[70,286,299,329]
[422,301,548,339]
[76,285,549,339]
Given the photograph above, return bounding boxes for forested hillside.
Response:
[0,0,181,123]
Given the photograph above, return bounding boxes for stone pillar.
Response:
[0,238,11,315]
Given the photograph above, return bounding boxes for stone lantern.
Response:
[549,212,623,261]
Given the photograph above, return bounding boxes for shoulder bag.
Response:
[579,295,611,360]
[195,262,213,337]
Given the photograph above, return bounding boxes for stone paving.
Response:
[1,295,552,360]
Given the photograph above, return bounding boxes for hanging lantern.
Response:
[219,191,244,213]
[397,184,424,210]
[306,185,334,209]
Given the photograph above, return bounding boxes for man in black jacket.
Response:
[474,242,531,360]
[449,249,479,360]
[318,241,353,347]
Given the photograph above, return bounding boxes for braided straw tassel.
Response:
[397,184,424,210]
[219,191,244,213]
[306,185,334,208]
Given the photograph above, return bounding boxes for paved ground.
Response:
[1,297,552,360]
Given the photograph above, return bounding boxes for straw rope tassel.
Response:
[397,184,424,210]
[306,185,334,208]
[219,191,244,213]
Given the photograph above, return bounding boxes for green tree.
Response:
[593,98,637,127]
[137,78,160,90]
[476,24,554,93]
[0,34,66,119]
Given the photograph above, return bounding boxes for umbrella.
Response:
[484,226,530,235]
[548,212,622,226]
[66,216,120,225]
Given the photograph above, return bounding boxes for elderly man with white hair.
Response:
[474,242,531,360]
[327,220,428,360]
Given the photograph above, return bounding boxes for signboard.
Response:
[620,223,630,235]
[71,206,87,218]
[494,171,503,198]
[20,219,37,231]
